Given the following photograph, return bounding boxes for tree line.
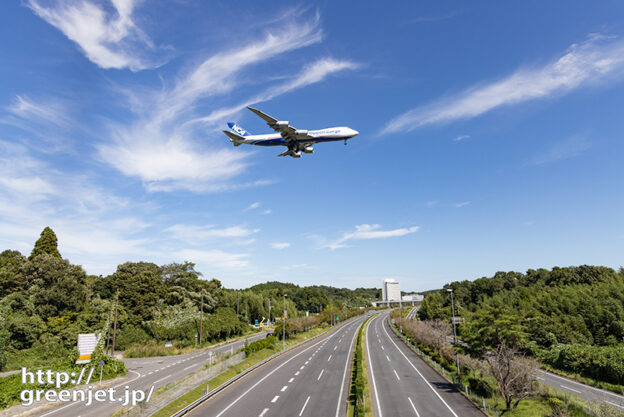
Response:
[0,227,379,370]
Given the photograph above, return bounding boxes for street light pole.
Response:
[447,288,460,383]
[282,294,287,351]
[268,298,271,327]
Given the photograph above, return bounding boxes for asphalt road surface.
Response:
[537,370,624,412]
[188,315,368,417]
[366,312,485,417]
[30,332,266,417]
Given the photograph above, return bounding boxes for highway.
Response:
[537,370,624,412]
[28,332,266,417]
[187,315,368,417]
[366,312,485,417]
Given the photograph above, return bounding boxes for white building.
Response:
[382,279,401,301]
[402,293,424,302]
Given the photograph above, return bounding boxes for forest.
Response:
[418,266,624,385]
[0,227,380,371]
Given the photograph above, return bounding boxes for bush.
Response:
[243,336,276,356]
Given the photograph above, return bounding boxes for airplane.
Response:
[222,106,359,158]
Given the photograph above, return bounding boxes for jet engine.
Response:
[295,129,308,136]
[292,151,302,158]
[302,146,314,154]
[274,121,289,127]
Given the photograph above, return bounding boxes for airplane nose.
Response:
[351,128,359,137]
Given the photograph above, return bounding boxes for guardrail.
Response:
[170,316,363,417]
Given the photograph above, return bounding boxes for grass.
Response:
[540,364,624,396]
[149,325,328,417]
[360,317,375,417]
[123,328,263,358]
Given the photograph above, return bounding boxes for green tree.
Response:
[29,227,62,260]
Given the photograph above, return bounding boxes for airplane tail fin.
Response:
[223,130,245,147]
[227,122,251,136]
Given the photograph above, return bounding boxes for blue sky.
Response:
[1,1,623,291]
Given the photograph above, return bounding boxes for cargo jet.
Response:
[223,106,359,158]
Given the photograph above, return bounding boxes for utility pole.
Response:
[105,300,113,354]
[447,288,460,382]
[282,294,287,351]
[199,289,204,345]
[111,289,119,357]
[268,298,271,327]
[236,292,240,316]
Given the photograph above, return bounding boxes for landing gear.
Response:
[344,139,347,145]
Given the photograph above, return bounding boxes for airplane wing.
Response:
[247,106,314,141]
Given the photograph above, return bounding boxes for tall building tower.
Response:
[382,279,401,301]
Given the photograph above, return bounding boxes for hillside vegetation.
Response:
[0,228,378,370]
[418,266,624,385]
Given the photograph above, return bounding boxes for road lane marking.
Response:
[381,345,384,350]
[317,369,324,380]
[259,408,269,417]
[281,385,288,392]
[408,397,420,417]
[289,377,295,383]
[328,354,332,362]
[366,315,383,417]
[393,369,400,381]
[305,361,309,365]
[560,385,582,394]
[213,333,332,417]
[295,371,300,376]
[334,345,337,350]
[184,364,198,370]
[539,371,624,400]
[386,355,390,362]
[607,401,624,410]
[299,395,311,416]
[381,314,459,417]
[271,396,279,403]
[300,366,305,370]
[154,375,170,384]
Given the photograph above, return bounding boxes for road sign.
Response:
[336,316,340,322]
[452,317,464,325]
[99,360,104,366]
[165,341,173,348]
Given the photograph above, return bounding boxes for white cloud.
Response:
[7,95,71,128]
[176,249,250,270]
[193,58,359,126]
[454,135,470,142]
[281,263,314,271]
[382,35,624,133]
[326,224,420,250]
[426,200,438,207]
[271,242,291,249]
[262,209,272,215]
[165,224,258,244]
[27,0,167,71]
[530,135,590,165]
[244,202,261,211]
[97,12,328,192]
[455,201,470,208]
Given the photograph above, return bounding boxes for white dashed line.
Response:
[408,397,420,416]
[259,408,269,417]
[607,401,624,410]
[289,377,295,383]
[271,396,279,403]
[281,385,288,392]
[393,369,400,381]
[317,369,324,380]
[386,355,390,362]
[295,371,300,376]
[560,385,582,394]
[327,355,332,362]
[299,395,311,416]
[154,375,170,384]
